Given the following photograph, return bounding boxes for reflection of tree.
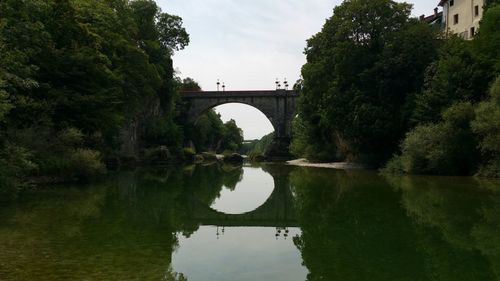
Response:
[221,164,244,191]
[0,169,191,280]
[0,163,250,280]
[291,168,426,281]
[472,188,500,280]
[385,174,500,280]
[184,163,243,203]
[291,167,500,281]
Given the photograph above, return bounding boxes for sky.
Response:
[157,0,441,140]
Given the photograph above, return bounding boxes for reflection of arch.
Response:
[181,90,299,158]
[187,165,297,227]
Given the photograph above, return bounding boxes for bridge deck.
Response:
[181,90,298,98]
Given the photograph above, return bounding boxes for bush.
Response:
[290,116,337,162]
[472,76,500,177]
[385,103,480,175]
[143,116,183,148]
[381,155,405,175]
[67,149,106,180]
[0,144,37,201]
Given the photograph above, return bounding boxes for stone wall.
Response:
[119,95,163,160]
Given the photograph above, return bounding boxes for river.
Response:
[1,163,499,280]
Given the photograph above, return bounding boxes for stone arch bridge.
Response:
[181,90,299,159]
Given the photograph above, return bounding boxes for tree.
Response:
[221,119,243,152]
[295,0,438,164]
[472,76,500,177]
[413,36,493,124]
[157,13,190,52]
[0,0,191,194]
[385,103,479,176]
[180,77,201,91]
[473,4,500,73]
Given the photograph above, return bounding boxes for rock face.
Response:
[249,154,267,162]
[201,152,218,162]
[223,153,244,163]
[119,96,163,162]
[144,146,172,164]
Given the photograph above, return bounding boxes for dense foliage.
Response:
[294,0,500,177]
[472,77,500,177]
[0,0,190,197]
[293,0,439,164]
[384,103,479,175]
[385,5,500,177]
[240,132,274,156]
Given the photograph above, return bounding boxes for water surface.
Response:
[1,163,499,280]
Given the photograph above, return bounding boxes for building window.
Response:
[450,0,454,6]
[475,5,479,17]
[470,27,476,38]
[454,14,459,24]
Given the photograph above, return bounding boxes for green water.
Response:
[1,163,500,281]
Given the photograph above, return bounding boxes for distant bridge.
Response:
[181,90,299,159]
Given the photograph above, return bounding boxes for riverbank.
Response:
[286,158,367,170]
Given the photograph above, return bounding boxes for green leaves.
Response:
[0,0,191,192]
[472,77,500,177]
[157,13,189,52]
[296,0,437,164]
[392,102,479,175]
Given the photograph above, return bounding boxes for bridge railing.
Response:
[180,90,298,98]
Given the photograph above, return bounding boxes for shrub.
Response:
[0,144,37,201]
[381,155,405,175]
[472,76,500,177]
[67,149,106,180]
[385,103,480,175]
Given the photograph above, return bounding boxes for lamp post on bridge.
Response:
[222,82,226,92]
[217,79,220,92]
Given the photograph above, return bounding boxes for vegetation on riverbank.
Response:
[293,0,500,177]
[0,0,243,199]
[240,132,274,160]
[0,0,188,197]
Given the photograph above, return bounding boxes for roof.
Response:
[421,11,443,24]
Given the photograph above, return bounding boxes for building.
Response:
[439,0,484,39]
[420,8,445,30]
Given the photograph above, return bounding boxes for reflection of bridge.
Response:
[187,171,297,227]
[181,90,298,159]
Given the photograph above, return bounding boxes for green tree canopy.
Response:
[295,0,438,164]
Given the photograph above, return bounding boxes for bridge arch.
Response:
[181,90,299,159]
[192,101,276,134]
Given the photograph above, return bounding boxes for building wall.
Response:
[443,0,484,39]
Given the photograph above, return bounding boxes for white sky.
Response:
[157,0,441,139]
